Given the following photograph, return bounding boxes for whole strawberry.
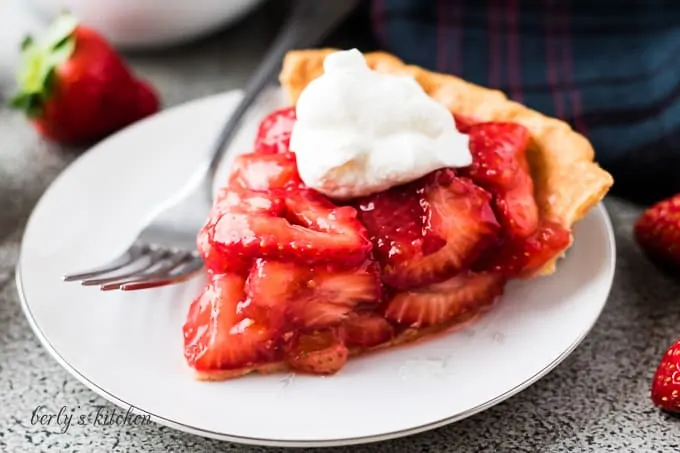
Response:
[651,338,680,413]
[634,194,680,271]
[9,14,160,145]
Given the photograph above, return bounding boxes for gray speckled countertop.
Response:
[3,3,680,452]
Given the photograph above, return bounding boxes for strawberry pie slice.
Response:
[183,49,613,380]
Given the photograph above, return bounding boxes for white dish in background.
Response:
[23,0,266,48]
[17,88,616,447]
[0,0,44,94]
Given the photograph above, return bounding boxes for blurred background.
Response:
[0,0,377,99]
[0,0,378,240]
[2,0,680,202]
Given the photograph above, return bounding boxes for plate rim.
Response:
[14,90,618,448]
[16,207,616,448]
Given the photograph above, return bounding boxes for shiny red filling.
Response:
[183,107,571,375]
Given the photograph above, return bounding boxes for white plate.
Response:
[17,88,616,448]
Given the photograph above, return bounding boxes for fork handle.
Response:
[206,0,360,178]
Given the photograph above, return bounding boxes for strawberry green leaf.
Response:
[20,36,34,51]
[9,93,42,118]
[43,13,78,50]
[49,38,75,68]
[8,13,78,118]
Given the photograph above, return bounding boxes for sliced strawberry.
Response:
[243,259,381,331]
[210,188,372,271]
[284,189,367,239]
[477,221,572,277]
[228,151,302,191]
[452,113,479,134]
[287,262,382,329]
[214,213,368,268]
[254,106,297,154]
[197,201,247,273]
[464,122,539,239]
[466,123,529,189]
[214,186,230,205]
[356,178,444,273]
[358,170,499,290]
[182,273,276,372]
[197,221,231,273]
[343,312,394,348]
[514,222,571,276]
[385,272,506,328]
[216,187,286,213]
[494,170,539,239]
[286,328,349,375]
[421,171,500,266]
[242,259,299,331]
[200,190,285,273]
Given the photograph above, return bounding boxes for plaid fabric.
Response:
[368,0,680,202]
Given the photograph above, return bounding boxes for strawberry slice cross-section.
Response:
[343,312,395,348]
[464,122,539,239]
[198,189,285,273]
[208,187,373,273]
[254,106,297,154]
[227,151,302,192]
[285,328,349,375]
[385,271,506,328]
[460,122,572,277]
[242,258,382,332]
[357,169,500,290]
[475,220,572,277]
[182,273,277,372]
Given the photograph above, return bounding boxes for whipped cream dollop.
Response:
[288,48,472,199]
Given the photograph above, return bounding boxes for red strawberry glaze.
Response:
[356,170,500,290]
[184,108,571,376]
[254,107,297,154]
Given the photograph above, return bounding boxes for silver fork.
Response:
[63,0,360,291]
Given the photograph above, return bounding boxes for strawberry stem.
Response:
[8,13,78,118]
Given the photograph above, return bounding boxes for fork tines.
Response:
[63,244,204,291]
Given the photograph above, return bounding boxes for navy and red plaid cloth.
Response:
[360,0,680,202]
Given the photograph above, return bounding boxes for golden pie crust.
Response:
[193,49,614,381]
